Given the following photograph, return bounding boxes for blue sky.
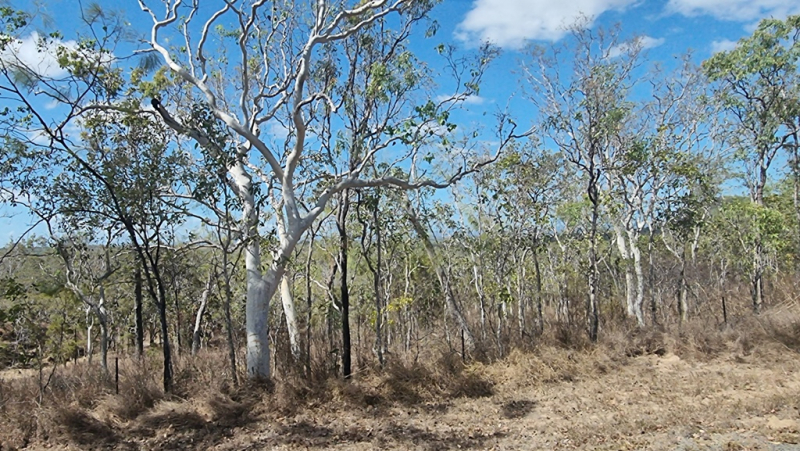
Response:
[2,0,800,243]
[430,0,800,104]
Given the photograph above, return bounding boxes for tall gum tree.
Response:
[704,15,800,312]
[139,0,521,379]
[608,59,716,326]
[0,6,196,391]
[524,23,642,339]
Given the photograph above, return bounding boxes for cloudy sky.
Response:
[451,0,800,51]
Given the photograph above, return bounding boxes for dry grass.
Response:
[2,302,800,450]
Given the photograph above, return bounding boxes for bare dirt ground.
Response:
[24,342,800,451]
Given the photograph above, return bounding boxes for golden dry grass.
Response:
[3,306,800,450]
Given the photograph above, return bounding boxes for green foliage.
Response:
[705,16,800,83]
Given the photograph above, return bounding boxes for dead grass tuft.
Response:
[447,370,494,398]
[134,400,207,432]
[0,378,38,449]
[51,405,119,447]
[379,361,434,405]
[199,392,252,425]
[96,358,163,422]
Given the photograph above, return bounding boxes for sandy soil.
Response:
[22,347,800,451]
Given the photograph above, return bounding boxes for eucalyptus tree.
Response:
[355,189,385,366]
[483,148,562,336]
[405,192,477,352]
[647,61,722,323]
[703,15,800,312]
[54,229,120,372]
[607,59,716,326]
[524,23,644,340]
[0,6,189,391]
[139,0,519,379]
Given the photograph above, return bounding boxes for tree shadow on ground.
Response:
[54,407,136,450]
[500,399,537,419]
[124,394,258,451]
[269,418,505,450]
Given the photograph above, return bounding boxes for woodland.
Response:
[1,1,800,449]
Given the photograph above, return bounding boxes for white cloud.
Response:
[265,121,290,140]
[666,0,800,22]
[456,0,639,49]
[0,32,77,78]
[608,35,666,58]
[640,36,667,50]
[435,94,486,105]
[710,39,738,53]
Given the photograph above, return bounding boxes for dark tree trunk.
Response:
[174,281,182,356]
[337,191,352,379]
[587,166,600,342]
[373,194,384,367]
[135,266,144,358]
[157,281,173,392]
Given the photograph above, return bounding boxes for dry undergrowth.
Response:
[1,308,800,450]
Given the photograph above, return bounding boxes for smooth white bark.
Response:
[192,271,214,356]
[628,229,645,327]
[280,274,302,361]
[613,223,636,320]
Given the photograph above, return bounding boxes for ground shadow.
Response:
[500,399,537,419]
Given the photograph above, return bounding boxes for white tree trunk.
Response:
[86,311,94,365]
[628,231,645,327]
[245,240,272,379]
[192,272,213,356]
[99,317,108,372]
[231,161,274,380]
[613,223,636,319]
[280,273,301,361]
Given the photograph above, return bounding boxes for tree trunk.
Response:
[337,192,352,378]
[366,194,384,367]
[628,230,645,327]
[613,223,636,321]
[533,247,544,334]
[86,311,94,365]
[678,256,689,324]
[587,170,600,342]
[135,266,144,358]
[174,282,182,357]
[405,199,476,351]
[752,248,764,313]
[647,230,658,325]
[192,271,214,356]
[99,316,109,372]
[232,161,272,380]
[98,286,109,372]
[156,282,173,391]
[245,237,271,380]
[473,263,487,340]
[305,229,316,377]
[280,274,302,361]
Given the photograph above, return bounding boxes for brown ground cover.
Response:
[3,310,800,450]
